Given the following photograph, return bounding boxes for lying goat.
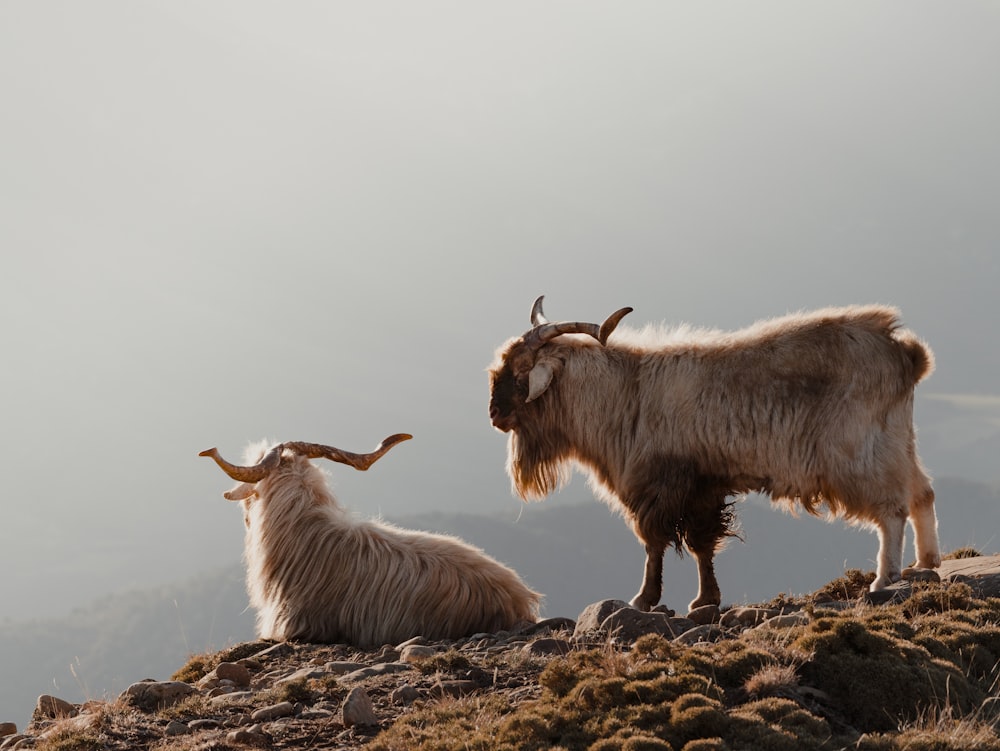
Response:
[489,296,939,612]
[200,435,540,646]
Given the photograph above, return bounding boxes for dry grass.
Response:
[372,576,1000,751]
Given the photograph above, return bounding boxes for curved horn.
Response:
[282,433,413,471]
[598,306,633,344]
[199,444,283,483]
[530,295,549,326]
[523,296,633,349]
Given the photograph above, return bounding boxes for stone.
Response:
[215,661,252,687]
[687,604,721,625]
[341,662,413,682]
[937,555,1000,598]
[813,600,857,613]
[325,661,369,675]
[164,720,191,736]
[574,599,632,635]
[189,719,222,731]
[719,607,780,629]
[758,612,811,629]
[253,642,295,660]
[120,681,196,711]
[521,638,572,656]
[863,581,911,606]
[276,666,335,684]
[599,608,693,643]
[33,695,77,721]
[342,686,378,727]
[902,567,941,584]
[251,701,295,722]
[38,714,98,739]
[400,644,437,662]
[210,691,254,705]
[431,680,481,698]
[674,624,724,645]
[519,617,577,636]
[227,723,270,746]
[396,636,428,649]
[390,684,420,705]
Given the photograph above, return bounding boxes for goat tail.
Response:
[895,329,935,384]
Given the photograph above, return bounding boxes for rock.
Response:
[938,554,1000,598]
[758,612,811,629]
[120,680,196,711]
[38,713,98,739]
[300,707,336,720]
[597,608,694,643]
[251,701,295,722]
[341,662,413,682]
[521,638,572,657]
[164,720,191,736]
[519,617,577,636]
[813,601,857,613]
[400,644,437,662]
[674,624,724,645]
[215,661,252,687]
[210,691,254,705]
[719,607,780,629]
[902,567,941,584]
[687,604,721,625]
[396,636,428,649]
[390,685,420,705]
[326,661,369,675]
[574,599,633,635]
[342,686,378,727]
[189,719,222,731]
[227,723,270,746]
[33,695,77,721]
[253,642,295,660]
[863,581,911,606]
[276,666,335,684]
[431,680,482,698]
[0,735,27,750]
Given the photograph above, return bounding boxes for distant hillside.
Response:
[3,476,997,729]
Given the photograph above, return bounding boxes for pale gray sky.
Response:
[2,1,999,620]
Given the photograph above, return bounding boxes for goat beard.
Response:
[507,426,573,502]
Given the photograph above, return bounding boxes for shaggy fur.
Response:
[489,304,939,612]
[220,442,541,647]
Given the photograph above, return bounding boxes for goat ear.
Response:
[223,483,257,501]
[526,356,561,402]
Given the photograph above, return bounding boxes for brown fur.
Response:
[222,442,541,647]
[489,304,939,611]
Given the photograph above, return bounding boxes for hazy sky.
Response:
[2,1,999,621]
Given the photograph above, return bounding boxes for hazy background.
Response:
[2,1,1000,720]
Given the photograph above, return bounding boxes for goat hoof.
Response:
[629,595,657,612]
[870,573,902,591]
[917,553,942,569]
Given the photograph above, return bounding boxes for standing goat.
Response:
[488,296,939,612]
[200,435,540,646]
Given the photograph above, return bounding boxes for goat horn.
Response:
[524,296,633,348]
[199,444,283,482]
[598,306,633,343]
[282,433,413,471]
[530,295,549,326]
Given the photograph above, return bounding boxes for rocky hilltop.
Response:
[3,554,1000,751]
